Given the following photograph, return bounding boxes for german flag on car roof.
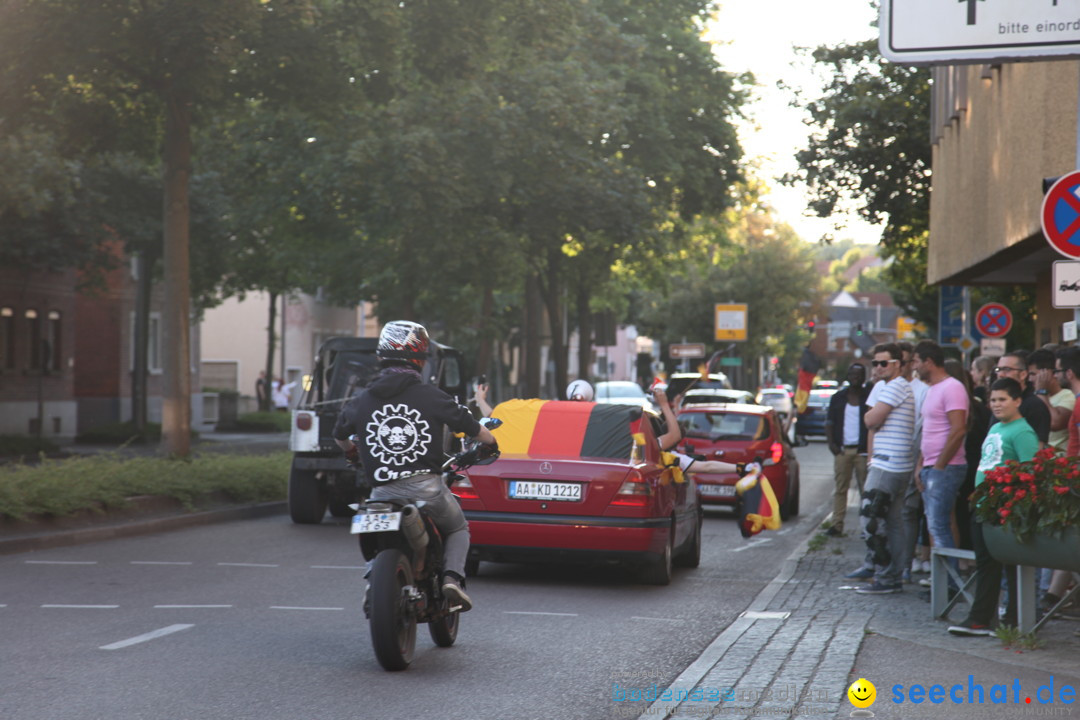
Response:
[490,399,642,460]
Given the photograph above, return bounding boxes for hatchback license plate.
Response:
[509,481,581,502]
[351,512,402,534]
[699,484,736,497]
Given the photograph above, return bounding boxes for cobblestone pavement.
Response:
[641,498,1080,720]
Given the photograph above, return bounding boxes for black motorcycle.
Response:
[350,420,501,671]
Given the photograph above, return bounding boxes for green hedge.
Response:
[0,435,60,458]
[233,412,292,433]
[0,451,290,520]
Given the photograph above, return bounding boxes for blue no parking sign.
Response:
[1042,171,1080,259]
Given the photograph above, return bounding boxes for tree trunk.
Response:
[475,285,495,377]
[160,92,192,457]
[539,247,568,399]
[132,249,154,432]
[524,273,541,397]
[576,280,592,382]
[262,290,278,412]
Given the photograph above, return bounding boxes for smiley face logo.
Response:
[847,678,877,708]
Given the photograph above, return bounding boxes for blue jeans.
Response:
[921,464,967,583]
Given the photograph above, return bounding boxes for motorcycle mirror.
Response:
[480,417,503,430]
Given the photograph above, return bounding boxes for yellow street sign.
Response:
[715,304,748,341]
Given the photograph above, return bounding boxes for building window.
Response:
[45,310,62,371]
[0,307,13,369]
[25,309,41,369]
[130,311,163,373]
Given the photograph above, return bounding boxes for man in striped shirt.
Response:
[851,343,916,595]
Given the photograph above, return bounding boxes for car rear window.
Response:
[677,412,768,442]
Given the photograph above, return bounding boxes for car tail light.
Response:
[770,442,783,464]
[451,474,479,500]
[611,470,651,507]
[295,412,313,431]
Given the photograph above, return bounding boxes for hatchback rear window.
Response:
[678,412,767,441]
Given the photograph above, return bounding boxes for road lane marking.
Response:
[26,560,98,565]
[42,605,119,609]
[132,561,194,566]
[217,563,279,568]
[100,624,194,650]
[310,565,364,570]
[631,616,685,623]
[503,611,578,617]
[270,606,345,611]
[730,538,773,552]
[154,605,233,609]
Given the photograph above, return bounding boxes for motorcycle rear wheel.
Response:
[369,549,417,671]
[428,601,460,647]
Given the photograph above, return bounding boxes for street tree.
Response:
[784,39,937,328]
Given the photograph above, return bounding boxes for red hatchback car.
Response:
[454,400,703,585]
[676,403,801,520]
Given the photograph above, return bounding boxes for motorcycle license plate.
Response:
[351,512,402,534]
[508,481,581,502]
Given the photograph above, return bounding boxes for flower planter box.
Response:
[983,524,1080,573]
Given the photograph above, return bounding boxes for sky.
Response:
[705,0,882,246]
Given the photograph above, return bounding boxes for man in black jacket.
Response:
[334,321,497,611]
[823,363,871,536]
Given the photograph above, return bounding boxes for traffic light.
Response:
[805,320,816,332]
[855,323,864,336]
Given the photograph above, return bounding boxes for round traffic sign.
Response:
[975,303,1012,338]
[1042,171,1080,258]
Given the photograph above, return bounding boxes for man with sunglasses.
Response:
[991,352,1050,447]
[1028,348,1075,451]
[849,343,916,595]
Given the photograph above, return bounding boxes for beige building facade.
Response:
[199,293,378,416]
[929,60,1080,346]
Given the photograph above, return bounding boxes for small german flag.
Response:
[490,399,642,460]
[735,467,781,538]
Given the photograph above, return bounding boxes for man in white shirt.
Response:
[849,343,916,595]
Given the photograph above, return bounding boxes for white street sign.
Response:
[880,0,1080,65]
[981,338,1007,357]
[1053,261,1080,308]
[1065,321,1078,343]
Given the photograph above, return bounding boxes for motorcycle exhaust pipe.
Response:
[400,504,429,554]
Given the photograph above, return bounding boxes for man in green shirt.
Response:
[948,377,1039,636]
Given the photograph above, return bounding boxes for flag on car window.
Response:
[491,399,642,460]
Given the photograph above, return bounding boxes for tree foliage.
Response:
[785,39,936,328]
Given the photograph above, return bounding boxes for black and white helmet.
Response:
[377,321,430,368]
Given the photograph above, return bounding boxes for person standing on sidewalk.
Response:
[1059,347,1080,456]
[948,377,1039,636]
[911,340,969,587]
[824,363,870,537]
[992,351,1051,447]
[1028,348,1076,452]
[850,343,916,595]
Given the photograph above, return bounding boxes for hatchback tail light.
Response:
[611,470,651,507]
[770,442,783,464]
[295,412,313,431]
[451,474,479,501]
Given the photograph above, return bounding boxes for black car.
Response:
[287,337,468,523]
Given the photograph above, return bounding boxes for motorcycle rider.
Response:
[333,321,497,611]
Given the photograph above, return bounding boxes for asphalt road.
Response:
[1,442,835,720]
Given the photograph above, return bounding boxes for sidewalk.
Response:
[643,502,1080,720]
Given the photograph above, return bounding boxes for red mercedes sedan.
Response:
[676,403,801,520]
[454,399,702,585]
